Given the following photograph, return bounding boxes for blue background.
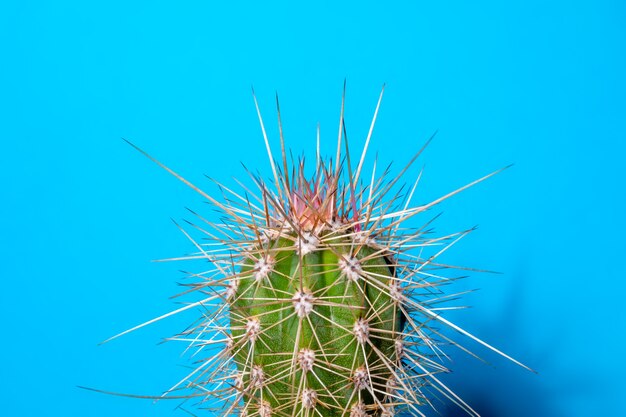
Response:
[1,1,625,416]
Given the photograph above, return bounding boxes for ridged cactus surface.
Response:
[232,235,401,417]
[106,87,531,417]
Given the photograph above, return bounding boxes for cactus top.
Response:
[112,89,531,417]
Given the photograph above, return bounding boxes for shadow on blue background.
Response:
[1,1,625,416]
[436,270,567,417]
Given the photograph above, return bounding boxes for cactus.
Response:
[105,86,531,417]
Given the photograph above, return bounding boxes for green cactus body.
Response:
[231,235,401,417]
[110,88,531,417]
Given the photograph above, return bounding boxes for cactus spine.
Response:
[108,86,531,417]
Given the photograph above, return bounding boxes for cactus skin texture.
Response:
[106,86,532,417]
[232,235,401,417]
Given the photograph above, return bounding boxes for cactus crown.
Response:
[106,86,531,417]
